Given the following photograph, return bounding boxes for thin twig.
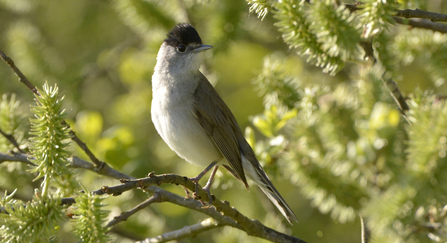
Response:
[0,50,39,95]
[64,121,106,167]
[137,218,222,243]
[343,5,447,33]
[0,152,131,179]
[69,156,132,180]
[395,8,447,22]
[0,129,25,153]
[145,187,243,230]
[107,193,162,227]
[0,152,34,166]
[394,17,447,34]
[359,41,411,123]
[383,77,410,112]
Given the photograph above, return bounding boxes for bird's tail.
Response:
[242,155,298,224]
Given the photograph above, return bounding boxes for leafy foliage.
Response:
[312,1,361,61]
[250,48,447,241]
[1,0,447,242]
[274,0,344,74]
[246,0,270,20]
[0,192,65,243]
[254,55,302,110]
[29,83,71,197]
[360,0,398,38]
[72,190,111,243]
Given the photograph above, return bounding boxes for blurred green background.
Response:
[1,0,447,242]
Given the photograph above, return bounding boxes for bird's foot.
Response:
[187,164,219,204]
[187,176,202,199]
[201,165,219,204]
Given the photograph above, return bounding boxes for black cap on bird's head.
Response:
[165,23,202,47]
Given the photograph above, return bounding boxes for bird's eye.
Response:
[177,45,186,53]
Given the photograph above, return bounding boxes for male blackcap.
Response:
[151,23,298,224]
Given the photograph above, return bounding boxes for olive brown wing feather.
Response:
[192,73,249,188]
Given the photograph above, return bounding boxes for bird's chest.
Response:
[151,77,222,167]
[151,81,197,139]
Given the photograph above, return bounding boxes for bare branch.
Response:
[69,156,133,180]
[0,129,25,153]
[107,193,162,227]
[146,187,244,230]
[0,152,132,180]
[64,121,107,167]
[94,174,306,243]
[395,8,447,22]
[29,154,303,242]
[343,5,447,33]
[382,77,410,113]
[394,17,447,34]
[58,171,302,242]
[137,218,222,243]
[0,50,39,95]
[345,4,447,23]
[359,42,410,122]
[0,152,34,166]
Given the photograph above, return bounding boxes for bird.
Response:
[151,23,298,224]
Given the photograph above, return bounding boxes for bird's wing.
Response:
[192,73,248,187]
[193,73,298,223]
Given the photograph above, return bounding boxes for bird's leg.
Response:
[203,165,219,204]
[189,161,218,183]
[188,161,218,198]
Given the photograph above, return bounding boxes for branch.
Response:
[0,129,25,153]
[382,77,410,113]
[107,193,162,227]
[64,121,107,167]
[344,4,447,33]
[3,152,302,242]
[0,50,39,95]
[359,42,410,123]
[0,152,131,179]
[65,174,300,242]
[69,156,133,180]
[143,186,243,230]
[94,174,307,243]
[0,152,34,166]
[138,218,223,243]
[393,17,447,34]
[395,8,447,22]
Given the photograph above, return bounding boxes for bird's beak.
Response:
[194,44,213,52]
